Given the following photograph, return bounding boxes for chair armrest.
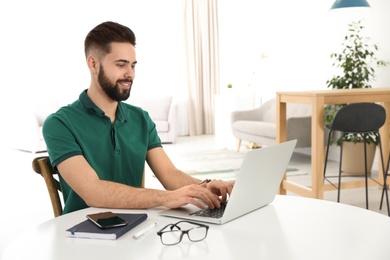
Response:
[231,108,262,123]
[164,99,178,143]
[167,101,178,127]
[231,98,276,124]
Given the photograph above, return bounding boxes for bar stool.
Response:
[323,102,388,214]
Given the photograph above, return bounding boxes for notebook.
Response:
[159,140,297,225]
[66,213,148,240]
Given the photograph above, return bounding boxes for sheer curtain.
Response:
[183,0,220,135]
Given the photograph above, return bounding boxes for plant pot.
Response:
[341,142,376,176]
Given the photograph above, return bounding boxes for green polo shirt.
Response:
[43,90,162,214]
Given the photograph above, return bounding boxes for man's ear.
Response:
[87,55,99,73]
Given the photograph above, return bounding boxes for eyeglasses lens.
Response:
[188,226,208,242]
[161,230,182,245]
[159,222,208,246]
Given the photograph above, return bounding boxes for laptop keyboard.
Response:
[190,203,227,219]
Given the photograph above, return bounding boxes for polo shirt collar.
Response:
[79,89,127,123]
[116,102,127,123]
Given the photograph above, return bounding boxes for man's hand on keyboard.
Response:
[162,180,234,210]
[199,179,235,204]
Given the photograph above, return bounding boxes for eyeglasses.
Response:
[157,221,209,246]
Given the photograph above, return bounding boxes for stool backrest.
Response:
[330,102,386,133]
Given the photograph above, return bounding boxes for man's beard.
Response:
[98,65,132,102]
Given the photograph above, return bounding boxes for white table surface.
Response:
[2,195,390,260]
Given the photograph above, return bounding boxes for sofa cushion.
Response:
[155,121,169,132]
[130,96,172,121]
[233,121,276,139]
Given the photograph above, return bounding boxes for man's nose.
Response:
[124,67,135,79]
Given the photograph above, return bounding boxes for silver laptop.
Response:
[159,140,297,224]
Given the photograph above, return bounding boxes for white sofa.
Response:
[129,96,178,143]
[231,98,312,151]
[13,95,178,153]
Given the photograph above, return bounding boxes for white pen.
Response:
[133,222,157,239]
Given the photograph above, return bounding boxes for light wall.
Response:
[218,0,390,102]
[1,0,389,137]
[0,0,186,106]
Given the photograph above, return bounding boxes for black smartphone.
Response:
[86,211,128,229]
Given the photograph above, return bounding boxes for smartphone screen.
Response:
[87,211,128,229]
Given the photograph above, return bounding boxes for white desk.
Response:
[2,196,390,260]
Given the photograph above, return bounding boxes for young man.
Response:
[43,21,233,214]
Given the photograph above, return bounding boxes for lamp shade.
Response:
[330,0,370,9]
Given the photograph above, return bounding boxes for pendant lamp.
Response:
[330,0,370,10]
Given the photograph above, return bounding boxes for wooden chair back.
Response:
[32,156,146,217]
[32,156,63,217]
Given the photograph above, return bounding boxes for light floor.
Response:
[1,134,389,256]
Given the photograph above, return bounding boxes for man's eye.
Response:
[117,63,125,68]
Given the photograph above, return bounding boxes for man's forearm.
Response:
[83,180,171,209]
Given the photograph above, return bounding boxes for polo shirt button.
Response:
[114,149,120,155]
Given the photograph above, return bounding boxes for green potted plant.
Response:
[325,20,387,174]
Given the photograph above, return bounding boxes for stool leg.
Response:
[386,192,389,216]
[323,130,333,180]
[363,138,369,210]
[380,185,390,215]
[379,144,390,216]
[337,137,344,203]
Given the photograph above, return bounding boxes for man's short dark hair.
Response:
[84,21,136,58]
